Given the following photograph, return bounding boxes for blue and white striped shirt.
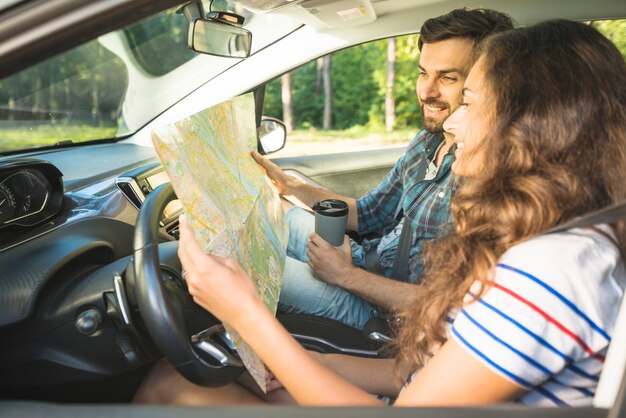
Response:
[452,226,625,406]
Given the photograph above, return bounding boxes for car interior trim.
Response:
[291,333,380,357]
[113,272,132,327]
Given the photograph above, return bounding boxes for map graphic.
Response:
[152,93,288,391]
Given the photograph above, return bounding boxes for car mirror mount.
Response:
[258,117,287,155]
[180,1,252,58]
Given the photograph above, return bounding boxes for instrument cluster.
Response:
[0,160,63,231]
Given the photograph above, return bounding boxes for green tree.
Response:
[264,41,386,129]
[329,42,382,129]
[393,35,422,129]
[263,76,283,120]
[262,21,626,133]
[593,20,626,61]
[368,34,420,130]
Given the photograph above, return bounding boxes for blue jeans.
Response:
[278,206,377,329]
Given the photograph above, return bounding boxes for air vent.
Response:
[115,177,144,209]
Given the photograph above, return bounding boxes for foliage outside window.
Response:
[0,7,193,153]
[264,20,626,158]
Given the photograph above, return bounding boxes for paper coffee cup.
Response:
[313,199,348,246]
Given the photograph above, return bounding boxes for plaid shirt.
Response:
[352,129,458,283]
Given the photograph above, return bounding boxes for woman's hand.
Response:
[265,367,284,392]
[178,218,378,407]
[306,232,354,286]
[177,215,263,328]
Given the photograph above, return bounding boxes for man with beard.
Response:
[252,8,514,329]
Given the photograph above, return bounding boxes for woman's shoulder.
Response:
[495,225,625,302]
[453,226,624,406]
[502,225,620,267]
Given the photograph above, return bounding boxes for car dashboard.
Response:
[0,138,387,403]
[0,142,182,402]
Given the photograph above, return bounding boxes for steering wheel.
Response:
[130,182,244,386]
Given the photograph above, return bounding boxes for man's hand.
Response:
[251,151,296,196]
[306,232,354,287]
[252,151,359,229]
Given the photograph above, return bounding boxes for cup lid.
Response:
[312,199,349,217]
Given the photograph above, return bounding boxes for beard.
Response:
[420,99,450,133]
[422,116,446,132]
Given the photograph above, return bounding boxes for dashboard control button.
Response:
[75,308,103,336]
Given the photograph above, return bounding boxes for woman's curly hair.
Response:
[394,20,626,369]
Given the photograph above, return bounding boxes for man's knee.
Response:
[279,259,326,313]
[286,207,314,238]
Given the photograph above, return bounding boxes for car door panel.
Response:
[0,401,610,417]
[272,146,406,199]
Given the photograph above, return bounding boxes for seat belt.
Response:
[390,217,413,280]
[547,200,626,234]
[391,198,626,281]
[390,158,430,280]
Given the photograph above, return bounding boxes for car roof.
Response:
[1,0,623,79]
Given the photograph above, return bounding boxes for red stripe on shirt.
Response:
[488,281,605,362]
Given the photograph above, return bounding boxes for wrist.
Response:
[231,296,271,333]
[341,264,363,290]
[331,263,355,288]
[283,176,301,196]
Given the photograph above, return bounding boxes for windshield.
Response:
[0,1,300,154]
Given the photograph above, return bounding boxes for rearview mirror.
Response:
[258,118,287,155]
[188,18,252,58]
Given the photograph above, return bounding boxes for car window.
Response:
[593,19,626,59]
[263,33,421,157]
[0,0,300,154]
[123,9,195,77]
[122,0,253,76]
[265,19,626,158]
[0,8,192,153]
[0,37,130,153]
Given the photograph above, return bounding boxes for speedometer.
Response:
[0,185,17,224]
[0,161,63,232]
[0,170,51,225]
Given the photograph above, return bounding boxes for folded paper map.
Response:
[152,93,288,392]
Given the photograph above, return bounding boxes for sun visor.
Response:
[236,0,376,28]
[235,0,306,13]
[301,0,377,28]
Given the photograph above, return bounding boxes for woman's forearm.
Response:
[315,353,406,397]
[233,303,383,406]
